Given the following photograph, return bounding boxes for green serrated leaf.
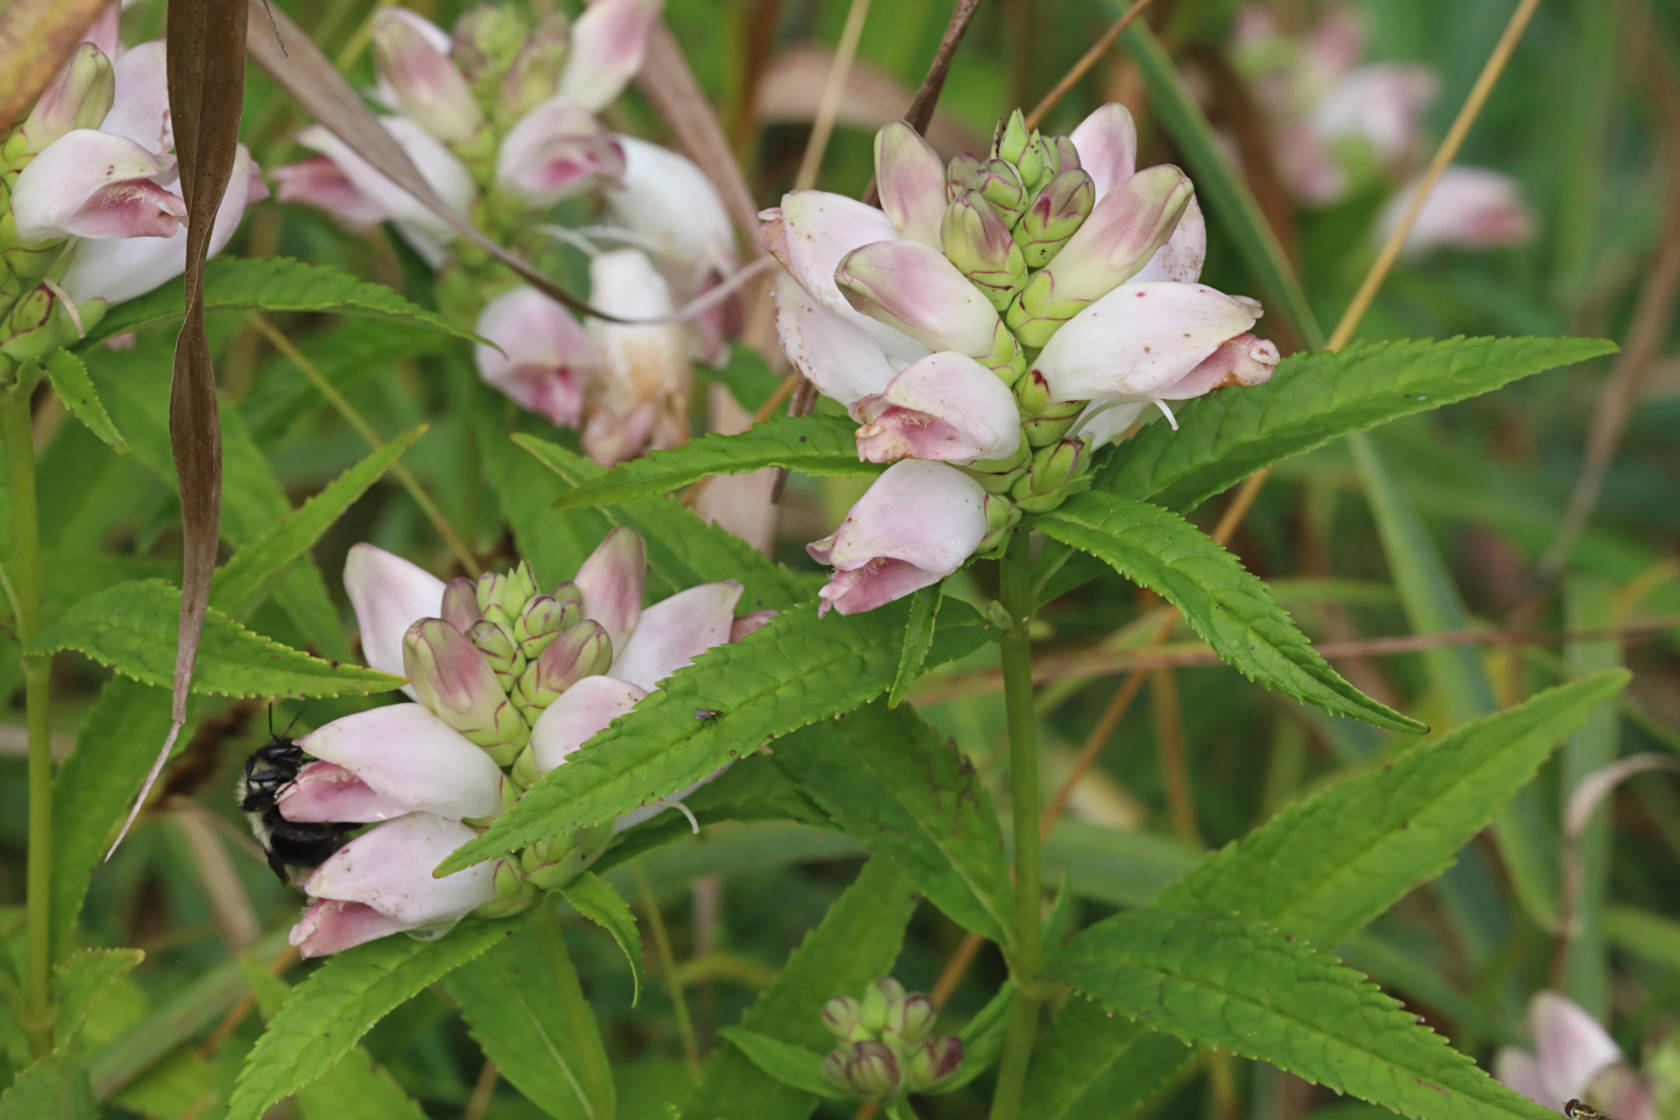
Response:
[212,427,424,617]
[226,921,516,1120]
[27,580,402,698]
[549,414,867,510]
[1038,493,1420,731]
[561,873,643,1007]
[514,433,814,611]
[243,319,453,440]
[681,858,918,1120]
[718,1029,845,1100]
[1027,671,1630,1118]
[436,600,991,875]
[1099,336,1616,515]
[238,955,430,1120]
[775,702,1012,944]
[81,256,479,345]
[1051,909,1554,1120]
[0,1050,95,1119]
[447,919,616,1120]
[888,585,941,708]
[53,949,144,1048]
[42,350,126,453]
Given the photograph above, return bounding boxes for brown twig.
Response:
[1023,0,1160,129]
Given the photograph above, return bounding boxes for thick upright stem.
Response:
[988,531,1043,1120]
[7,391,53,1055]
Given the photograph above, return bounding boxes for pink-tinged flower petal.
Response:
[1531,992,1624,1104]
[612,581,743,690]
[100,40,172,156]
[582,249,690,464]
[274,156,389,227]
[836,239,1002,358]
[1153,332,1279,400]
[1069,103,1138,201]
[874,121,946,247]
[290,898,414,957]
[1385,166,1535,257]
[808,461,988,616]
[605,136,737,281]
[288,704,503,821]
[294,117,474,263]
[11,129,181,244]
[1303,5,1366,79]
[1589,1066,1658,1120]
[301,814,497,936]
[1493,1047,1549,1108]
[61,144,264,307]
[276,761,409,823]
[403,619,525,745]
[1034,282,1263,403]
[575,527,645,653]
[1039,164,1192,303]
[21,42,114,155]
[371,9,482,145]
[771,272,899,407]
[853,351,1020,464]
[473,286,595,427]
[1312,64,1436,173]
[83,4,120,60]
[496,96,626,207]
[730,610,777,642]
[1131,194,1206,284]
[344,543,446,686]
[529,674,647,773]
[558,0,662,111]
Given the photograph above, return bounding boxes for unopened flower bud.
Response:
[452,3,534,85]
[514,594,577,658]
[509,561,540,607]
[1051,134,1081,173]
[1014,168,1096,268]
[550,580,585,622]
[403,618,528,749]
[976,493,1022,555]
[994,109,1033,167]
[1018,133,1057,192]
[884,992,937,1045]
[473,859,537,918]
[0,286,78,364]
[875,121,946,247]
[941,191,1027,311]
[500,13,571,117]
[1020,399,1085,449]
[906,1035,963,1092]
[371,10,483,146]
[475,571,509,615]
[845,1041,902,1100]
[822,1048,852,1093]
[968,445,1031,495]
[1004,270,1091,349]
[1017,436,1087,499]
[513,620,612,717]
[20,43,114,157]
[836,240,1007,368]
[822,996,862,1039]
[441,576,483,631]
[977,158,1028,226]
[1036,165,1192,305]
[858,978,905,1034]
[945,152,982,199]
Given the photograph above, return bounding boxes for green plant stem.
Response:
[7,390,53,1056]
[633,863,702,1083]
[885,1098,922,1120]
[989,531,1043,1120]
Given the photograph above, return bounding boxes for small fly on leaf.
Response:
[1565,1101,1615,1120]
[694,708,722,722]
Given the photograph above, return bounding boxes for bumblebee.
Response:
[237,730,354,886]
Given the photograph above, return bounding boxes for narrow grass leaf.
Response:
[1039,493,1420,731]
[549,414,867,510]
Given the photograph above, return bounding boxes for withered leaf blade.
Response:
[0,0,111,134]
[243,0,624,323]
[111,0,250,857]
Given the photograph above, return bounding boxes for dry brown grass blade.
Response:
[0,0,110,133]
[243,0,627,323]
[108,0,251,859]
[636,24,763,247]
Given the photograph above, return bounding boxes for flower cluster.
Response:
[1495,993,1656,1120]
[283,529,768,956]
[761,106,1278,615]
[1231,4,1533,255]
[820,979,963,1102]
[275,0,739,465]
[0,9,264,372]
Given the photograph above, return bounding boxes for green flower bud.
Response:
[500,12,571,117]
[0,285,79,365]
[509,743,539,787]
[976,158,1028,227]
[821,996,862,1039]
[1051,134,1081,173]
[884,992,937,1045]
[513,620,613,720]
[20,43,114,157]
[441,576,484,631]
[940,191,1027,311]
[550,580,585,625]
[473,860,538,919]
[858,978,905,1034]
[975,494,1021,557]
[905,1035,963,1092]
[514,593,578,659]
[452,3,536,89]
[822,1048,852,1094]
[1018,435,1088,499]
[467,619,525,689]
[1020,400,1085,448]
[994,108,1033,166]
[509,560,540,608]
[844,1040,902,1100]
[1014,168,1096,268]
[967,443,1031,495]
[1005,270,1092,349]
[1018,133,1057,192]
[945,152,983,199]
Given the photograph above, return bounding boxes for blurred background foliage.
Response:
[3,0,1678,1116]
